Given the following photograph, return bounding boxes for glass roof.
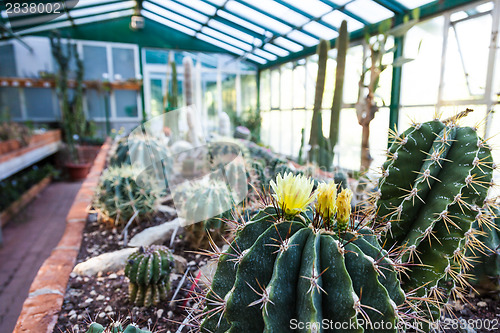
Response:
[0,0,477,67]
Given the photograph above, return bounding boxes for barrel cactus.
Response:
[196,173,425,332]
[94,166,158,226]
[86,321,154,333]
[124,245,174,307]
[370,118,496,314]
[173,179,234,249]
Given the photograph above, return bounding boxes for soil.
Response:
[53,207,500,333]
[54,209,209,333]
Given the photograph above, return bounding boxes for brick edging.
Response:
[13,138,111,333]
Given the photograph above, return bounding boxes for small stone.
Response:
[477,301,487,307]
[96,295,105,301]
[98,312,106,318]
[157,309,164,318]
[168,311,173,319]
[188,260,196,266]
[90,290,97,296]
[108,273,118,279]
[85,298,93,304]
[77,315,83,320]
[195,254,201,259]
[104,305,113,312]
[70,272,77,279]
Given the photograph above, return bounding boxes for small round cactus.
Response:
[125,245,174,307]
[94,166,159,226]
[85,321,154,333]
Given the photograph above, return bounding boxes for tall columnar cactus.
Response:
[197,173,428,332]
[94,166,158,226]
[308,39,333,169]
[86,322,154,333]
[329,20,349,157]
[173,180,234,249]
[124,245,174,307]
[370,117,496,310]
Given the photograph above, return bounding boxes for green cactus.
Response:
[468,204,500,290]
[329,20,349,159]
[308,39,333,170]
[198,174,421,333]
[173,179,234,249]
[371,118,496,310]
[94,166,158,226]
[124,245,174,307]
[110,135,171,169]
[86,321,153,333]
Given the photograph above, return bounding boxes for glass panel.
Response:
[253,48,277,61]
[222,73,236,117]
[399,106,436,131]
[293,63,306,109]
[208,20,258,45]
[115,90,138,118]
[241,74,257,112]
[322,10,364,31]
[344,44,363,104]
[274,37,303,53]
[183,0,217,15]
[401,16,443,106]
[83,45,108,80]
[271,69,280,109]
[142,11,196,36]
[201,27,253,51]
[322,56,336,109]
[25,88,55,119]
[0,87,22,119]
[260,69,271,111]
[149,0,209,23]
[217,10,266,35]
[442,14,492,100]
[263,43,289,57]
[86,90,107,119]
[0,44,16,77]
[302,21,339,41]
[336,108,361,170]
[203,72,219,131]
[150,78,164,118]
[287,30,319,47]
[395,0,435,9]
[281,64,293,110]
[225,1,291,34]
[145,49,169,64]
[282,0,332,17]
[112,47,136,80]
[241,0,309,26]
[345,0,394,24]
[143,2,202,30]
[306,56,318,109]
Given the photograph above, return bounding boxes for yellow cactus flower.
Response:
[336,188,353,231]
[315,181,337,223]
[270,172,315,218]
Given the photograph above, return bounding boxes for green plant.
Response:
[329,20,349,160]
[0,121,31,145]
[93,166,159,226]
[370,117,496,315]
[85,321,154,333]
[467,203,500,291]
[124,245,174,307]
[197,173,427,332]
[173,179,234,249]
[50,31,86,162]
[308,39,333,170]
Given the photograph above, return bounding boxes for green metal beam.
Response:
[389,35,404,140]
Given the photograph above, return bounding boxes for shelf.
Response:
[0,77,142,91]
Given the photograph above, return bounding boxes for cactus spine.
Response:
[94,166,158,226]
[329,20,349,156]
[371,118,496,310]
[124,245,174,307]
[198,174,425,332]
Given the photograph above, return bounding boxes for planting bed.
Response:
[54,209,212,333]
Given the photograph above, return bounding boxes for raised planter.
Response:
[13,138,111,333]
[0,130,62,181]
[0,176,52,227]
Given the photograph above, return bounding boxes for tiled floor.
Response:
[0,181,82,333]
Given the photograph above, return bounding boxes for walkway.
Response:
[0,181,82,333]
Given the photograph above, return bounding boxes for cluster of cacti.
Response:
[94,166,159,226]
[173,179,234,249]
[196,173,422,332]
[468,203,500,290]
[208,137,250,162]
[110,135,171,169]
[124,245,174,307]
[85,321,154,333]
[368,117,497,316]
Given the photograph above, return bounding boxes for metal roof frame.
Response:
[0,0,484,68]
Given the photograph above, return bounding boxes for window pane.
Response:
[0,45,16,77]
[293,63,306,109]
[112,47,136,80]
[83,45,108,80]
[25,88,55,119]
[271,69,280,109]
[150,78,164,118]
[260,70,271,111]
[281,64,293,110]
[241,74,257,112]
[115,90,138,117]
[401,16,444,106]
[0,87,22,119]
[145,49,169,64]
[306,56,318,109]
[222,73,236,117]
[86,90,107,119]
[344,45,363,104]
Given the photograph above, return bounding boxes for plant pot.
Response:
[7,139,21,152]
[66,162,91,181]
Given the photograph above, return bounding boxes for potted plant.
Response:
[50,32,91,180]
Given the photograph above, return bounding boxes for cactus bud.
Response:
[336,188,353,232]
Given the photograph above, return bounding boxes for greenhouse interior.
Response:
[1,0,500,332]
